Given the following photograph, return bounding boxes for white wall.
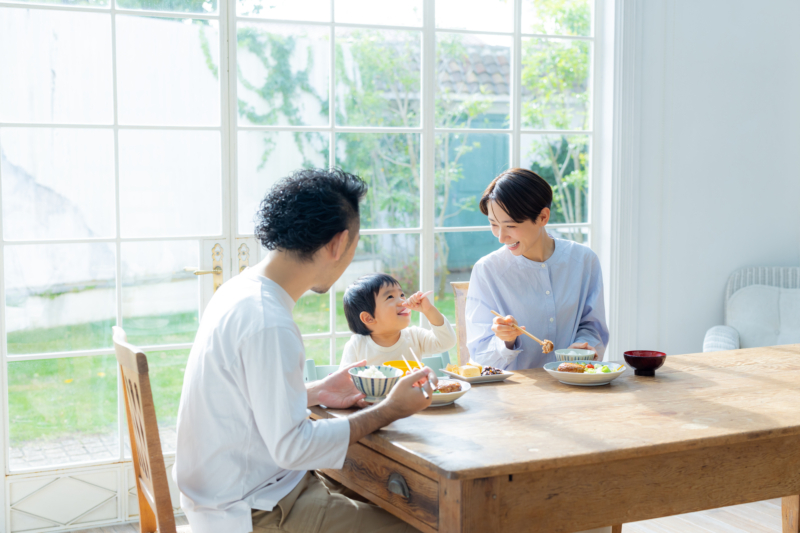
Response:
[629,0,800,355]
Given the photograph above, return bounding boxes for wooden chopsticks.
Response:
[490,310,554,353]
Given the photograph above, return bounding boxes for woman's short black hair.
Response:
[479,168,553,223]
[343,273,401,335]
[255,168,368,261]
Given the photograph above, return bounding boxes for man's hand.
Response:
[346,367,438,445]
[492,314,524,349]
[383,367,437,418]
[568,341,598,361]
[308,360,368,409]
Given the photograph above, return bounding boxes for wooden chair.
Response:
[450,282,471,365]
[112,326,191,533]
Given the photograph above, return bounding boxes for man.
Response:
[174,168,435,533]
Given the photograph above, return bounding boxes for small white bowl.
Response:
[554,348,596,362]
[349,366,404,403]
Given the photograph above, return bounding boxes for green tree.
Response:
[521,0,591,242]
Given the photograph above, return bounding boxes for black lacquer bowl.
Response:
[623,350,666,377]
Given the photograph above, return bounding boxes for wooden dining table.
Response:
[311,344,800,533]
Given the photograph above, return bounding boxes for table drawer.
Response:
[322,443,439,530]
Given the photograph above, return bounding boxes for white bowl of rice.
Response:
[349,365,403,403]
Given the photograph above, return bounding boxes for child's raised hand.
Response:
[401,290,434,313]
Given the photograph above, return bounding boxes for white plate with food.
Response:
[430,380,471,407]
[441,363,514,384]
[543,361,626,387]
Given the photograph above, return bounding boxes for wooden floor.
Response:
[68,500,781,532]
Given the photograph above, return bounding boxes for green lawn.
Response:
[7,290,459,446]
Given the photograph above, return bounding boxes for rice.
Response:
[356,366,387,379]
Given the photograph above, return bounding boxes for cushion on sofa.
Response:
[727,285,800,348]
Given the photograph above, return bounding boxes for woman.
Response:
[466,168,609,370]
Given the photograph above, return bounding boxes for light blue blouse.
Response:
[465,237,609,370]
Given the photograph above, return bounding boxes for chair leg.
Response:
[784,496,800,533]
[612,525,623,533]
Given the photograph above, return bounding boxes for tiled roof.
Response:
[437,37,510,96]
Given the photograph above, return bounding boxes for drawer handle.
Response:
[387,473,410,499]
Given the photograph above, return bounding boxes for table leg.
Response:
[611,526,622,533]
[783,496,800,533]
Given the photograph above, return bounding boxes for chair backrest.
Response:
[315,365,340,381]
[724,267,800,323]
[112,326,177,533]
[303,359,316,383]
[450,282,470,365]
[303,359,340,382]
[421,355,446,377]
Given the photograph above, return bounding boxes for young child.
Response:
[338,273,457,368]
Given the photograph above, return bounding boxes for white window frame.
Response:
[0,0,605,529]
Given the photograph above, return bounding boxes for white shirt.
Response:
[173,268,350,533]
[338,321,457,368]
[466,238,609,370]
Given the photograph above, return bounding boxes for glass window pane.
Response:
[119,129,222,238]
[238,0,329,21]
[304,338,332,367]
[435,0,512,33]
[6,243,116,355]
[335,0,421,27]
[336,234,420,333]
[335,337,346,364]
[117,0,217,14]
[1,128,115,241]
[549,225,590,245]
[122,241,200,346]
[237,130,329,234]
[0,8,113,123]
[436,33,510,129]
[435,132,509,227]
[116,17,220,126]
[295,292,330,335]
[521,38,591,130]
[521,133,589,224]
[335,29,420,127]
[8,355,118,470]
[238,23,330,126]
[147,349,190,453]
[522,0,592,36]
[335,133,420,229]
[433,230,497,327]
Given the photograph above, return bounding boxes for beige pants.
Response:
[252,471,419,533]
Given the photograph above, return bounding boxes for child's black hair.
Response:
[343,273,401,335]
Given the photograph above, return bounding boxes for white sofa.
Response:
[703,267,800,352]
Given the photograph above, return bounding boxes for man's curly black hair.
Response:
[255,168,368,261]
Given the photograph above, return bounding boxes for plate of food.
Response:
[430,379,471,407]
[442,362,514,384]
[543,361,626,387]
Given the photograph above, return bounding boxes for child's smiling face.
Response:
[360,282,411,334]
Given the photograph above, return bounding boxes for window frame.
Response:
[0,0,602,529]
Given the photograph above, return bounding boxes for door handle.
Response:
[185,243,224,292]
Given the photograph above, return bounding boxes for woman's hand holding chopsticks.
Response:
[492,313,525,349]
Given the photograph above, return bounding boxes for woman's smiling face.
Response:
[487,200,548,258]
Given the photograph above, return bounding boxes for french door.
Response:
[0,0,598,529]
[0,0,254,527]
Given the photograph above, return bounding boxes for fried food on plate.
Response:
[556,362,585,373]
[436,381,462,393]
